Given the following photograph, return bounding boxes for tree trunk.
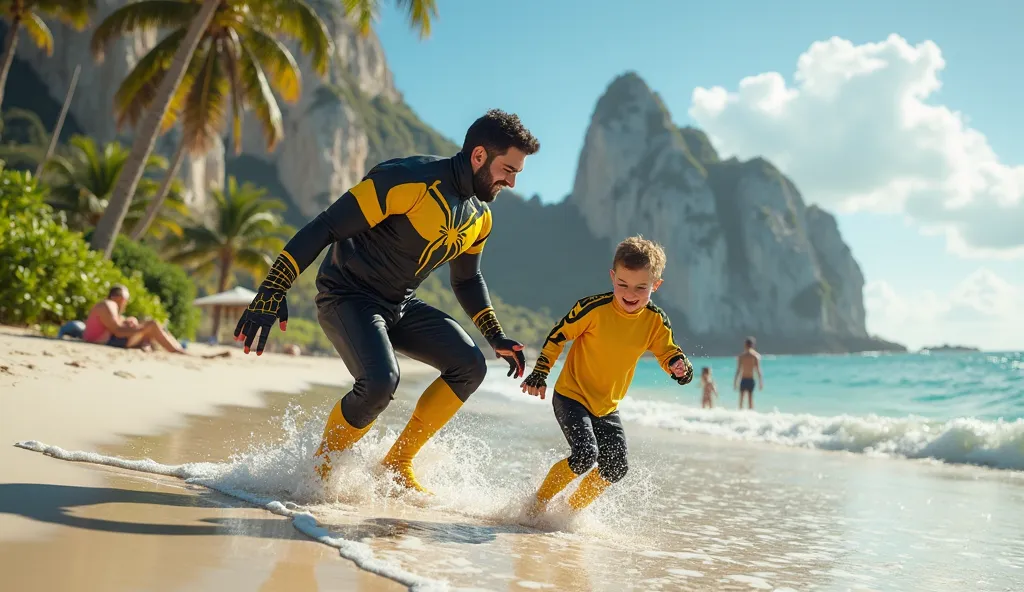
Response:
[0,16,22,113]
[130,139,188,240]
[211,249,233,341]
[35,64,81,177]
[89,0,221,258]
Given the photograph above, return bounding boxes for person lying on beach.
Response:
[520,235,693,514]
[700,367,718,408]
[81,284,187,354]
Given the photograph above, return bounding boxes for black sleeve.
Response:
[280,189,372,274]
[449,252,493,319]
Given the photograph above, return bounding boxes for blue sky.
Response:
[375,0,1024,349]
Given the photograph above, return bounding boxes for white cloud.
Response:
[688,34,1024,259]
[864,269,1024,351]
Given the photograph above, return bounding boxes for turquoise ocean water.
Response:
[633,350,1024,420]
[489,350,1024,472]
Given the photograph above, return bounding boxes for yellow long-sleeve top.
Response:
[532,292,689,417]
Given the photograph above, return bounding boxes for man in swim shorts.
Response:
[734,336,763,409]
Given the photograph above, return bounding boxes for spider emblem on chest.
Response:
[415,181,481,275]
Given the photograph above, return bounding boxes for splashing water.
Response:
[13,398,663,590]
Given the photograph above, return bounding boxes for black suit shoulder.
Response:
[564,292,614,323]
[364,155,449,187]
[644,300,674,329]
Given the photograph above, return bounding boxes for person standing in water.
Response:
[700,367,718,408]
[733,336,763,409]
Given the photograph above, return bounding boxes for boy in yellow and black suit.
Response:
[520,236,694,512]
[234,110,540,494]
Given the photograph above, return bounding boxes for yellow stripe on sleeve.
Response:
[350,179,384,227]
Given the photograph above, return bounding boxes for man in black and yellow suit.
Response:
[233,109,540,493]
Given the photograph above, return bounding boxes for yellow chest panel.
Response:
[406,181,486,275]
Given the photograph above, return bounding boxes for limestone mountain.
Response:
[485,72,902,355]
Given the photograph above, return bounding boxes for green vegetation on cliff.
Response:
[327,77,460,165]
[678,126,720,164]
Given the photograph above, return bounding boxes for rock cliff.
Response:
[486,73,901,354]
[4,0,403,214]
[566,72,893,351]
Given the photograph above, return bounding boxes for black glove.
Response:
[669,355,694,385]
[491,336,526,378]
[472,307,525,378]
[233,253,297,355]
[522,369,547,390]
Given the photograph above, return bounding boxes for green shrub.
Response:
[111,236,200,339]
[0,168,167,327]
[267,317,336,355]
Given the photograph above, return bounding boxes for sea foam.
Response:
[616,400,1024,471]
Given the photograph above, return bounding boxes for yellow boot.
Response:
[313,400,374,482]
[381,377,464,494]
[567,468,612,511]
[529,459,578,515]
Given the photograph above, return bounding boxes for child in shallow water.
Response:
[519,235,693,514]
[700,367,718,408]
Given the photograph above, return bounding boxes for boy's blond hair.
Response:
[612,235,667,279]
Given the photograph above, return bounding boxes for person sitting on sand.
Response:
[81,284,186,354]
[520,236,694,515]
[700,367,718,408]
[733,336,763,409]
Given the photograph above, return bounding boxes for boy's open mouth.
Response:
[622,297,639,307]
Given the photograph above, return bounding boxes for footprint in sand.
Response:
[1,365,13,375]
[65,360,86,368]
[113,370,135,379]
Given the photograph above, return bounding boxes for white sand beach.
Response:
[0,326,432,591]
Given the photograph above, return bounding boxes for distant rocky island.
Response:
[920,344,981,353]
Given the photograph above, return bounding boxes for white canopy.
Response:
[192,286,258,307]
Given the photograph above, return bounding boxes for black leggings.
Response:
[552,393,628,483]
[317,293,487,428]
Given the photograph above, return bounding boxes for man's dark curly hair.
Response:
[462,109,540,158]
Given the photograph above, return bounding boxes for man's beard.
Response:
[472,165,504,202]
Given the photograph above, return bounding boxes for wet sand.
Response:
[0,327,426,592]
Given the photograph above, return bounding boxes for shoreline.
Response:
[0,325,438,592]
[4,324,1022,591]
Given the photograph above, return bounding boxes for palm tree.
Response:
[87,0,329,258]
[42,135,186,239]
[88,0,439,259]
[166,175,293,338]
[0,107,49,168]
[0,0,95,110]
[341,0,437,39]
[101,0,333,241]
